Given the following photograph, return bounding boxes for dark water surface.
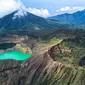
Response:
[0,43,16,50]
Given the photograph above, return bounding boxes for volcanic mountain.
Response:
[0,8,58,37]
[1,8,85,37]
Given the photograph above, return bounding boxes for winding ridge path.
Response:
[32,39,63,56]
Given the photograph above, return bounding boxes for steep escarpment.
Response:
[6,51,63,85]
[2,45,85,85]
[0,38,85,85]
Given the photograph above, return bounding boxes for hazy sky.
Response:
[22,0,85,14]
[0,0,85,18]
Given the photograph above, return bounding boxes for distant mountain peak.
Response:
[13,7,28,19]
[49,9,85,24]
[0,7,58,36]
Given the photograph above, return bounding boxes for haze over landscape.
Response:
[0,0,85,85]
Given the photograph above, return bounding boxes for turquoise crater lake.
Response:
[0,50,31,61]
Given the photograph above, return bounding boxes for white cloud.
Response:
[58,7,71,12]
[27,7,50,18]
[0,0,22,18]
[0,0,50,18]
[56,6,85,15]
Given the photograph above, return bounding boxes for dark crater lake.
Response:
[0,43,16,50]
[0,43,31,60]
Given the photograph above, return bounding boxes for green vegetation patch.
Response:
[52,37,85,66]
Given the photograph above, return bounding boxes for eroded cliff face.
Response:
[0,60,21,85]
[0,41,85,85]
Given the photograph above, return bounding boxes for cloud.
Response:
[0,0,50,18]
[0,0,22,18]
[27,7,50,18]
[57,7,71,12]
[56,6,85,15]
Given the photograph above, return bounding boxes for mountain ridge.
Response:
[1,8,85,38]
[49,9,85,24]
[0,8,58,37]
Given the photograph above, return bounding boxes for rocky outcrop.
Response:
[0,60,21,85]
[15,43,32,54]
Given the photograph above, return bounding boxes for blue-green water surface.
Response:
[0,50,31,60]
